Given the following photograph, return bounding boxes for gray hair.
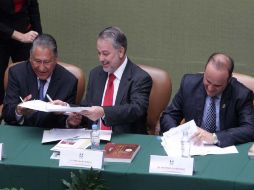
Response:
[98,26,127,53]
[30,34,58,57]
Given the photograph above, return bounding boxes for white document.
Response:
[42,128,112,143]
[149,155,194,176]
[161,120,238,156]
[163,120,198,139]
[161,137,182,157]
[42,128,87,143]
[50,151,60,160]
[84,129,112,141]
[59,149,103,169]
[190,144,238,156]
[50,138,91,160]
[0,143,3,161]
[161,120,198,157]
[19,100,90,113]
[51,138,91,152]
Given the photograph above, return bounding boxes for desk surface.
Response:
[0,125,254,190]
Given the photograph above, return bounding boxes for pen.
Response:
[46,94,53,102]
[19,96,24,103]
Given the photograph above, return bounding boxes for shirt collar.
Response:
[37,75,51,83]
[111,56,128,80]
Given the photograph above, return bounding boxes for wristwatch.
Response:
[212,133,219,144]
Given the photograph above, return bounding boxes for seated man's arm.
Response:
[160,76,186,133]
[216,90,254,147]
[3,68,25,125]
[103,72,152,126]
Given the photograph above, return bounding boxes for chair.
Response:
[233,73,254,106]
[138,64,172,135]
[3,61,85,104]
[58,61,85,104]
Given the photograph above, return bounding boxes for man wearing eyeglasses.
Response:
[3,34,77,128]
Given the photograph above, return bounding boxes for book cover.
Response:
[104,143,140,163]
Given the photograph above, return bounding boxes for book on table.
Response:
[104,143,140,163]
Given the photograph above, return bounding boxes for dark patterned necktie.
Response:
[204,96,216,133]
[38,80,47,100]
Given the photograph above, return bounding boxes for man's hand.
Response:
[50,100,69,115]
[67,113,82,128]
[80,106,104,121]
[51,100,68,106]
[191,127,214,145]
[16,94,34,116]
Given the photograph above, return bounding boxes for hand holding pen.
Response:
[46,94,68,107]
[46,94,69,115]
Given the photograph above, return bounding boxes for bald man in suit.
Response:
[160,53,254,147]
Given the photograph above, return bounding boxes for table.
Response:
[0,125,254,190]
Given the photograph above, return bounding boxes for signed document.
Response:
[19,100,89,113]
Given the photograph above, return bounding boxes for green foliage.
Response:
[62,168,108,190]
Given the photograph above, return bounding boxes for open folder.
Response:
[19,100,89,113]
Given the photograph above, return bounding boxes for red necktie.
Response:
[14,0,25,13]
[101,74,116,130]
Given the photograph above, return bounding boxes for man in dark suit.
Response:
[0,0,42,105]
[160,52,254,147]
[3,34,77,128]
[67,26,152,134]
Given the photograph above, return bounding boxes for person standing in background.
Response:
[0,0,42,105]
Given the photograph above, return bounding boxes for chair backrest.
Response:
[138,64,172,135]
[58,61,85,104]
[233,72,254,106]
[4,61,85,104]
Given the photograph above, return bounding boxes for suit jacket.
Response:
[0,0,42,40]
[3,61,78,128]
[81,59,152,134]
[160,73,254,147]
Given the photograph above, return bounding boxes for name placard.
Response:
[149,155,194,176]
[59,149,103,169]
[0,143,3,161]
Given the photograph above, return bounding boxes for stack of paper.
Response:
[19,100,90,113]
[42,128,112,143]
[161,120,238,157]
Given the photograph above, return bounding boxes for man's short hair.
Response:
[206,52,234,78]
[30,34,58,57]
[98,26,127,53]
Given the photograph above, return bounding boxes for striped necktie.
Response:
[38,80,47,100]
[204,96,216,133]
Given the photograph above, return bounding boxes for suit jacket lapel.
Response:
[115,61,132,105]
[219,84,232,130]
[46,65,62,101]
[27,62,39,99]
[194,80,207,127]
[95,69,108,105]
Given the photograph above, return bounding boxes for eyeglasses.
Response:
[31,58,55,66]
